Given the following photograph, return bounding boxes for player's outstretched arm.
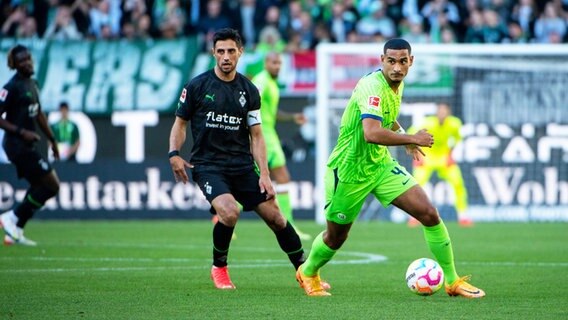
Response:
[362,118,434,148]
[169,117,193,184]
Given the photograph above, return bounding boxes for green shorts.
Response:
[265,133,286,169]
[324,160,417,224]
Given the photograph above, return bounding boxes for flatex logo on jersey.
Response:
[205,111,243,131]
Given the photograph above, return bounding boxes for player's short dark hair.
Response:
[59,101,70,110]
[383,38,411,54]
[7,44,29,70]
[212,28,243,48]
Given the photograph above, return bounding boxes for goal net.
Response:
[315,43,568,224]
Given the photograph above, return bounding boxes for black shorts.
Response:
[192,169,268,213]
[7,148,52,181]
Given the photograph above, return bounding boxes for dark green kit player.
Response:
[0,45,60,246]
[296,39,485,298]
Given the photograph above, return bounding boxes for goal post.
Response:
[315,43,568,224]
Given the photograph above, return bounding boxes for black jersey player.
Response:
[168,28,307,290]
[0,45,60,246]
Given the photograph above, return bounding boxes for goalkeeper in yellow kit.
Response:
[408,102,472,227]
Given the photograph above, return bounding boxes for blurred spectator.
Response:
[120,0,147,38]
[263,5,288,40]
[62,0,91,36]
[256,25,286,53]
[311,21,334,49]
[440,25,457,43]
[197,0,232,51]
[400,17,430,43]
[285,0,304,35]
[534,1,567,43]
[231,0,266,50]
[503,20,530,43]
[356,0,397,41]
[286,30,307,53]
[16,16,38,39]
[89,0,122,39]
[464,9,485,43]
[44,5,83,40]
[156,0,186,38]
[510,0,538,40]
[297,11,315,49]
[1,5,27,37]
[328,1,357,43]
[481,9,509,43]
[421,0,461,38]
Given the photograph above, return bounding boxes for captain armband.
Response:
[396,127,406,134]
[247,109,262,126]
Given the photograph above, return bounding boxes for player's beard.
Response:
[219,62,235,74]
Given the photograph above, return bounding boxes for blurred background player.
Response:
[50,101,80,162]
[251,52,311,240]
[408,102,472,227]
[0,44,61,246]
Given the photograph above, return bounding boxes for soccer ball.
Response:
[405,258,444,296]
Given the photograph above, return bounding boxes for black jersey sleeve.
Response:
[0,83,12,112]
[249,83,261,112]
[175,83,193,120]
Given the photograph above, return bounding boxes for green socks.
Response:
[303,232,337,276]
[276,193,294,224]
[423,221,459,284]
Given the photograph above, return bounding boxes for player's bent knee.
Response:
[420,206,441,226]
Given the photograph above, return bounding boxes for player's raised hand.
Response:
[259,174,275,200]
[170,156,193,184]
[412,129,434,147]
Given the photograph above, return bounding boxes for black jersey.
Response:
[176,69,261,172]
[0,73,42,154]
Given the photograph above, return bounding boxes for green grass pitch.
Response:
[1,220,567,320]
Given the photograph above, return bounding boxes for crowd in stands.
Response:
[1,0,567,51]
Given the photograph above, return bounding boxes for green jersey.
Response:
[251,70,279,137]
[327,70,404,183]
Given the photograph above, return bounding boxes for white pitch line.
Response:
[0,251,387,273]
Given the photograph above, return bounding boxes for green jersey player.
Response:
[296,39,485,299]
[252,52,311,241]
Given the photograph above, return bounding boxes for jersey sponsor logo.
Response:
[179,88,187,103]
[205,93,215,102]
[0,88,8,101]
[368,96,380,109]
[206,111,243,131]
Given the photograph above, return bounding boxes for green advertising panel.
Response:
[0,38,198,114]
